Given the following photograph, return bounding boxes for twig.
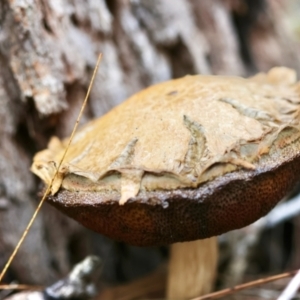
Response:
[190,270,298,300]
[277,269,300,300]
[0,284,43,290]
[0,53,103,285]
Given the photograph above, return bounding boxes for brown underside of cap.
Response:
[47,136,300,246]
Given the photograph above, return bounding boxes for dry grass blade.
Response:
[0,53,103,286]
[190,270,298,300]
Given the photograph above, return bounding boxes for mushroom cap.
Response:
[32,67,300,246]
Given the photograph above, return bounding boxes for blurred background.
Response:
[0,0,300,299]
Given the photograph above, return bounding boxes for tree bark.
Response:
[0,0,299,292]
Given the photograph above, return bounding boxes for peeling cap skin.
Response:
[32,67,300,246]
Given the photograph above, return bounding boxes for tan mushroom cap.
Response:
[31,67,300,246]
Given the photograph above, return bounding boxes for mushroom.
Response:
[31,67,300,298]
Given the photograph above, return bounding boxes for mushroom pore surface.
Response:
[32,67,300,246]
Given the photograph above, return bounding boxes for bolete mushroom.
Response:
[31,67,300,298]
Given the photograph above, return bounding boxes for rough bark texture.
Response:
[0,0,300,295]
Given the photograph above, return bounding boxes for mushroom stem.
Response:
[166,237,218,299]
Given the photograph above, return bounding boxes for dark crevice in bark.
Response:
[168,39,198,78]
[105,0,117,17]
[231,0,268,71]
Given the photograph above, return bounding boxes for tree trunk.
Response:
[0,0,299,293]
